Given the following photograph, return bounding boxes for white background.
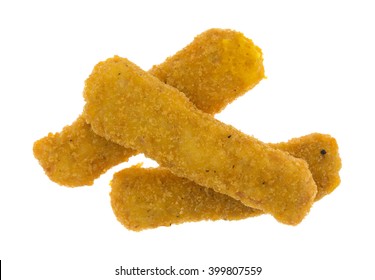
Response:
[1,0,374,279]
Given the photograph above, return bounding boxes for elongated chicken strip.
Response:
[111,167,263,231]
[33,28,264,186]
[33,116,135,186]
[83,56,317,225]
[111,133,341,231]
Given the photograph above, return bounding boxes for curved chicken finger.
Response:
[111,133,341,231]
[111,167,262,231]
[33,28,264,186]
[83,56,317,225]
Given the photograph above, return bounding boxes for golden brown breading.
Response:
[110,133,341,231]
[110,167,262,231]
[149,28,264,114]
[83,56,317,225]
[270,133,341,201]
[33,29,265,186]
[33,116,135,186]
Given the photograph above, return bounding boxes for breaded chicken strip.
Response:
[149,29,264,114]
[111,133,341,231]
[269,133,341,201]
[83,56,317,225]
[33,116,136,186]
[33,29,264,186]
[111,167,263,231]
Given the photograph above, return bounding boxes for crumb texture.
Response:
[83,56,317,225]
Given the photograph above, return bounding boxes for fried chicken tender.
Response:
[110,167,263,231]
[33,28,265,186]
[111,133,341,231]
[33,116,135,186]
[149,28,264,114]
[270,133,341,201]
[83,56,317,225]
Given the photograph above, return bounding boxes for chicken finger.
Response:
[83,56,317,225]
[111,166,263,231]
[111,133,340,231]
[33,28,264,186]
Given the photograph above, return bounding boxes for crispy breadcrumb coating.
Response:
[110,167,262,231]
[270,133,341,201]
[33,28,342,230]
[33,29,265,186]
[83,56,317,225]
[110,133,341,231]
[149,28,264,114]
[33,116,135,186]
